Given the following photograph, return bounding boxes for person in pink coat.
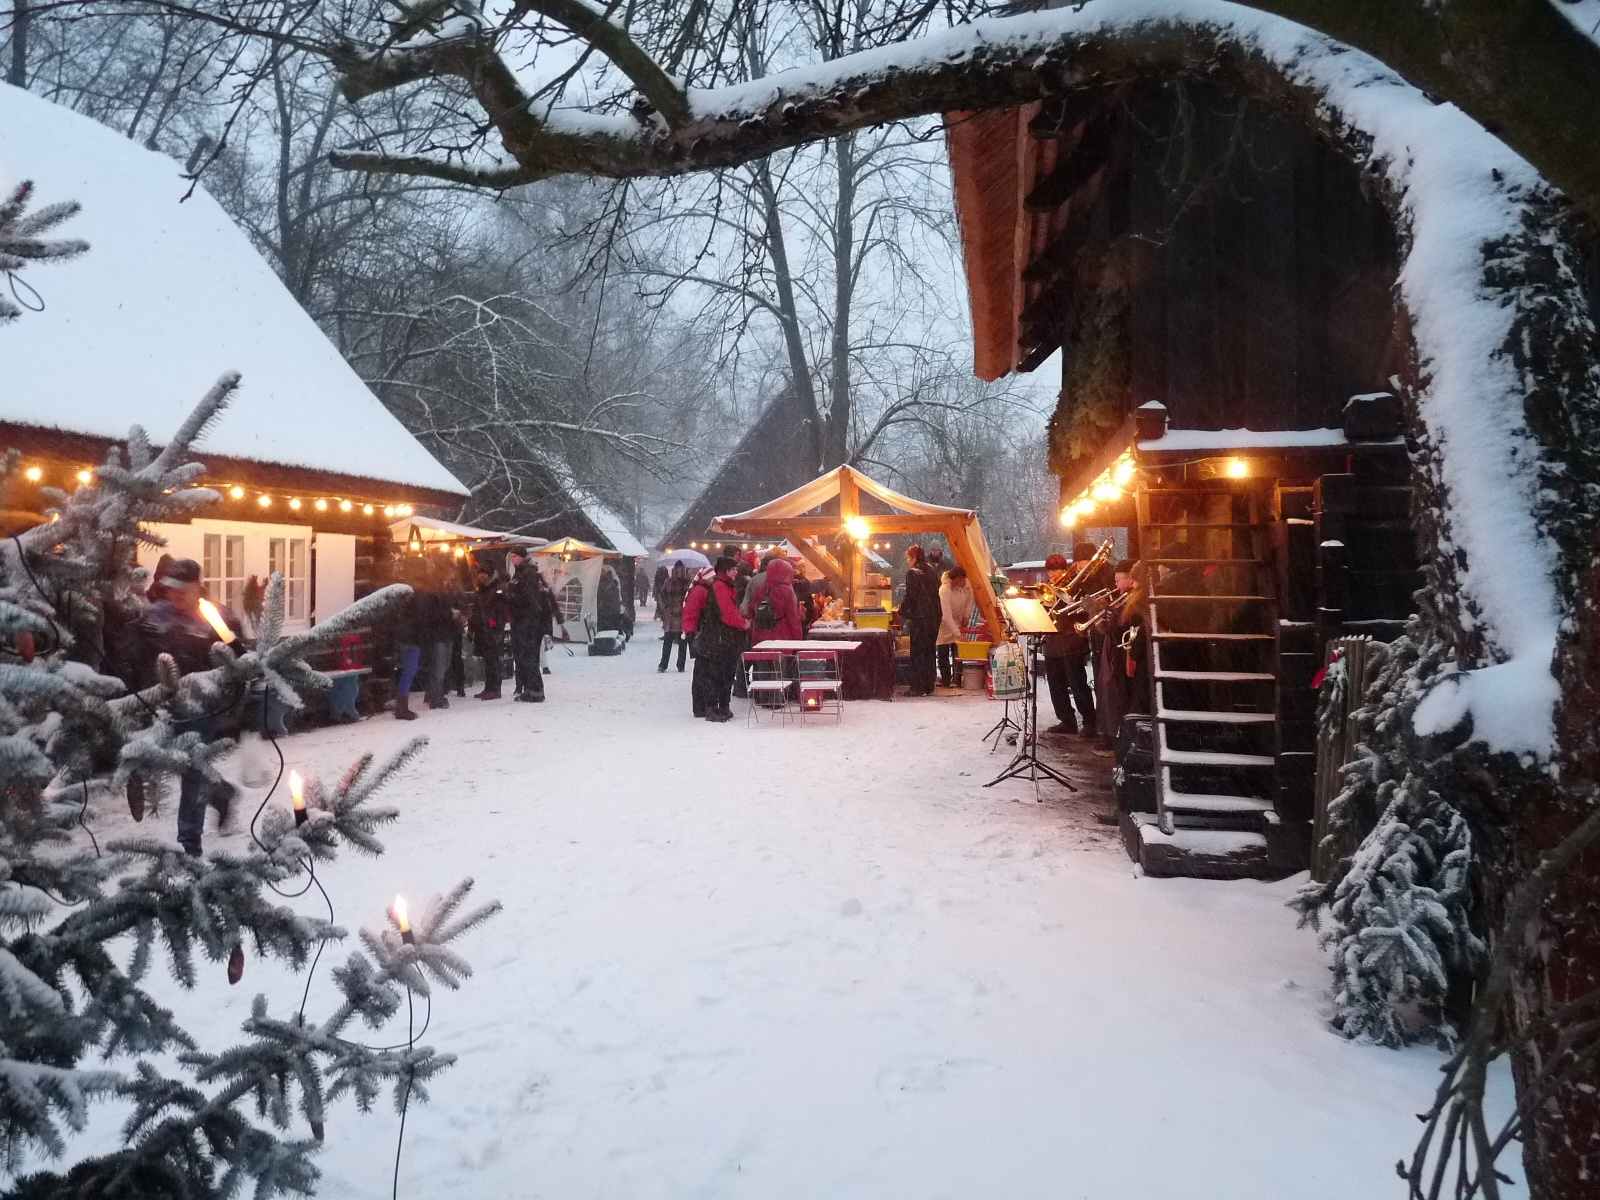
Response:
[747,556,802,644]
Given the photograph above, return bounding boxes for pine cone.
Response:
[227,945,244,985]
[16,631,34,663]
[127,777,145,822]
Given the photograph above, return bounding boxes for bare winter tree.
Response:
[9,2,1600,1196]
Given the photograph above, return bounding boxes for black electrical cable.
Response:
[392,986,416,1200]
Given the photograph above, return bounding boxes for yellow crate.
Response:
[854,611,892,630]
[955,641,992,661]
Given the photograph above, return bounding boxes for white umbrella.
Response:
[657,547,710,569]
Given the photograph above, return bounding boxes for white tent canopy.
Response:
[389,517,546,546]
[0,83,466,498]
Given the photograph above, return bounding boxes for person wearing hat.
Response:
[507,549,554,701]
[133,557,244,856]
[1040,550,1097,735]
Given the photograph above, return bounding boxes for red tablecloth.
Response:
[804,628,896,701]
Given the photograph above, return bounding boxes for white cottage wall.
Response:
[141,519,321,634]
[311,534,356,624]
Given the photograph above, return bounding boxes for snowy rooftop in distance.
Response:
[0,84,467,497]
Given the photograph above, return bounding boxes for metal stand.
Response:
[983,700,1023,752]
[984,633,1078,796]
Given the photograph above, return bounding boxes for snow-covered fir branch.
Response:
[0,382,498,1196]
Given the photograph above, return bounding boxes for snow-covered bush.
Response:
[0,377,498,1196]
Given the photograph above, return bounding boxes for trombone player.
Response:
[1039,542,1111,737]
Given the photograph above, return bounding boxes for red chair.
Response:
[742,650,793,725]
[795,649,843,724]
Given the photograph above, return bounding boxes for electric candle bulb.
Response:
[196,598,235,644]
[76,469,92,484]
[393,895,414,944]
[289,770,307,826]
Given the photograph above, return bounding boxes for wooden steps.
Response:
[1135,478,1287,875]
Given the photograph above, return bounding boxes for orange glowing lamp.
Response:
[289,770,307,826]
[196,598,236,644]
[392,895,415,944]
[1225,458,1249,479]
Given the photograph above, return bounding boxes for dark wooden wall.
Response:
[1043,80,1404,447]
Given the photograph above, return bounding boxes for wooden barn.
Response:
[948,78,1420,878]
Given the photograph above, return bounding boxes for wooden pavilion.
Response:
[712,465,1006,642]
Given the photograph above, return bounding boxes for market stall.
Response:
[709,467,1004,699]
[529,537,619,645]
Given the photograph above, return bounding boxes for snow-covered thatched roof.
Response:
[0,83,467,498]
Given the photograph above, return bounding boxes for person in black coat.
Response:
[469,565,510,700]
[507,551,555,701]
[132,557,244,855]
[897,544,942,696]
[1040,548,1099,735]
[412,565,459,708]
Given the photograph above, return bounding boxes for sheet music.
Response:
[1001,597,1058,636]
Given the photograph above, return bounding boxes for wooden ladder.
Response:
[1137,485,1281,838]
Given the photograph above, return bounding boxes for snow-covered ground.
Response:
[63,634,1501,1198]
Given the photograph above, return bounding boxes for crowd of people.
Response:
[386,547,558,715]
[647,545,830,721]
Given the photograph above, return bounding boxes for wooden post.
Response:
[839,467,860,623]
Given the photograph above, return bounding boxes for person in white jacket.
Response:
[936,566,975,687]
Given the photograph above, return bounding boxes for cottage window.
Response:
[269,537,309,620]
[202,534,245,612]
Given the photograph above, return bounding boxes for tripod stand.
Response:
[984,632,1078,796]
[983,698,1023,752]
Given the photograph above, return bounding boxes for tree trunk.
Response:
[8,0,28,88]
[754,161,826,473]
[824,132,856,470]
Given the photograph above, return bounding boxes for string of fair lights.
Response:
[15,464,417,519]
[1056,450,1251,528]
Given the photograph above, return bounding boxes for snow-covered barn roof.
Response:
[0,84,468,500]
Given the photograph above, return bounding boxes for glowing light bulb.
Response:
[229,486,245,500]
[1225,458,1249,478]
[288,498,302,511]
[23,467,41,482]
[1114,461,1135,486]
[1060,508,1077,527]
[289,770,307,825]
[258,495,272,508]
[384,506,396,518]
[363,505,374,516]
[314,498,328,512]
[340,499,352,513]
[76,469,92,485]
[843,517,870,540]
[197,598,235,644]
[398,505,413,517]
[1093,483,1122,502]
[392,895,414,944]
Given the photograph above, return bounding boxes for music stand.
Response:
[985,598,1078,796]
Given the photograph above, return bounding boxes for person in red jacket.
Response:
[682,557,749,722]
[747,556,802,644]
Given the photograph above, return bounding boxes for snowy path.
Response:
[75,640,1472,1198]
